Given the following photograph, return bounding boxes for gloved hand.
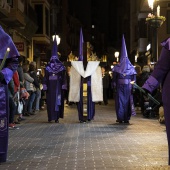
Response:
[0,72,4,82]
[142,88,150,101]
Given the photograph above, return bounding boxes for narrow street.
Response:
[0,99,168,170]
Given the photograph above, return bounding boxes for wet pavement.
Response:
[0,99,169,170]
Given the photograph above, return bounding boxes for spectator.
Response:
[101,67,110,105]
[29,62,40,113]
[17,56,24,88]
[12,71,21,124]
[8,78,18,129]
[65,66,71,105]
[23,64,35,116]
[138,65,151,115]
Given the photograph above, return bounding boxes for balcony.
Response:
[33,34,51,45]
[0,0,25,27]
[15,4,38,42]
[0,0,10,18]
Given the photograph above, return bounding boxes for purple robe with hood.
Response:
[142,37,170,165]
[0,26,19,162]
[112,35,136,123]
[43,36,66,122]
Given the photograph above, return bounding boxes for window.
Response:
[45,7,49,36]
[34,4,43,34]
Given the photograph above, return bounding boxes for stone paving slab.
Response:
[0,100,169,170]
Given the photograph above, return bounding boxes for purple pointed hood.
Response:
[0,26,20,59]
[46,35,65,74]
[161,37,170,50]
[113,35,136,75]
[78,28,84,61]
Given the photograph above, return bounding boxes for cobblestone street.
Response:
[0,100,169,170]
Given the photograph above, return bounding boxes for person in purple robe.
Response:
[77,28,95,123]
[69,60,102,123]
[69,28,103,123]
[43,36,66,123]
[112,35,136,124]
[142,37,170,165]
[0,26,19,162]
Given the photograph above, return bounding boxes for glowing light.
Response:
[52,35,61,45]
[148,0,154,10]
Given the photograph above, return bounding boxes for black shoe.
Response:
[18,117,26,121]
[55,120,59,123]
[124,121,129,124]
[30,112,36,115]
[116,120,123,123]
[79,120,85,123]
[24,113,30,116]
[14,121,20,124]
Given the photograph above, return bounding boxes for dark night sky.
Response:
[68,0,118,46]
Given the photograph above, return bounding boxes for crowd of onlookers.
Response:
[134,64,162,119]
[8,56,45,129]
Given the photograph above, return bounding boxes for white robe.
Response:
[69,61,103,102]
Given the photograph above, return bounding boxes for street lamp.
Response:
[114,51,119,62]
[146,0,165,62]
[52,34,61,45]
[148,0,154,12]
[147,0,161,16]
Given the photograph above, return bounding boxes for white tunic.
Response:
[69,61,103,102]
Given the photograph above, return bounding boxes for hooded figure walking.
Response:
[69,28,103,123]
[0,26,19,162]
[43,36,66,123]
[142,37,170,165]
[112,35,136,124]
